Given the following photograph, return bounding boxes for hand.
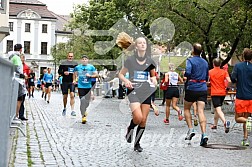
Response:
[125,81,133,89]
[64,71,69,75]
[72,81,77,85]
[86,73,91,77]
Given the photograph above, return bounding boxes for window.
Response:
[41,42,47,55]
[24,41,30,54]
[42,24,47,33]
[0,0,7,14]
[9,22,13,31]
[6,40,13,52]
[25,23,30,32]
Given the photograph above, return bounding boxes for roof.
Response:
[50,12,72,32]
[9,0,57,19]
[10,0,45,5]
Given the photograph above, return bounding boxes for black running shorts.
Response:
[211,96,225,108]
[184,90,207,103]
[61,82,75,95]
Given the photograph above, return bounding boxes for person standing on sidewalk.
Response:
[163,63,184,125]
[184,43,209,146]
[231,48,252,146]
[42,68,54,103]
[117,33,158,152]
[58,52,78,116]
[8,44,27,120]
[73,55,98,124]
[209,58,231,133]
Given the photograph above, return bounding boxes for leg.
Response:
[165,99,172,123]
[18,94,26,119]
[197,101,207,134]
[63,94,68,109]
[184,100,193,129]
[70,92,75,111]
[134,104,150,152]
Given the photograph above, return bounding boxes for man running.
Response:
[209,58,231,133]
[184,43,209,146]
[231,48,252,146]
[58,52,78,116]
[73,55,98,124]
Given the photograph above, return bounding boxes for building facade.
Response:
[0,0,10,42]
[0,0,72,77]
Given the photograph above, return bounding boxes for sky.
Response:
[39,0,89,15]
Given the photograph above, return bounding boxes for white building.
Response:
[0,0,72,76]
[0,0,9,42]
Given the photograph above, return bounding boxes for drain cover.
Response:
[204,144,247,150]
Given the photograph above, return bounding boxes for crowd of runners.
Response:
[9,38,252,152]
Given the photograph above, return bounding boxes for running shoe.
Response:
[210,125,217,130]
[185,129,195,140]
[163,119,169,125]
[152,103,159,113]
[200,134,208,146]
[194,119,198,126]
[47,101,49,104]
[82,116,87,124]
[241,139,250,146]
[125,127,134,143]
[178,110,183,121]
[224,121,231,133]
[62,109,66,116]
[134,143,143,152]
[71,111,76,116]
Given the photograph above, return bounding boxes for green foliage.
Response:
[52,0,252,71]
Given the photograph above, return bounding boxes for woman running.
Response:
[43,68,54,103]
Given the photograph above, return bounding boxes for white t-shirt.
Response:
[168,71,179,86]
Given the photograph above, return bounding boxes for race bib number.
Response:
[30,79,34,82]
[68,67,74,73]
[133,71,148,82]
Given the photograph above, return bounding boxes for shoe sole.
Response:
[134,148,143,152]
[200,138,208,146]
[225,121,231,133]
[185,133,195,140]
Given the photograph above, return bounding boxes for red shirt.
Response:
[23,63,30,76]
[209,67,229,96]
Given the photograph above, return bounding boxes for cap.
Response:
[82,55,88,59]
[14,44,22,51]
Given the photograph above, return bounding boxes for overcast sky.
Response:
[39,0,89,15]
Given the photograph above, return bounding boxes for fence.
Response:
[0,57,20,167]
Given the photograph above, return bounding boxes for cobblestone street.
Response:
[8,91,252,167]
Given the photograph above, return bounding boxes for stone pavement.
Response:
[8,91,252,167]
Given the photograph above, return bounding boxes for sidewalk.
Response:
[8,91,252,166]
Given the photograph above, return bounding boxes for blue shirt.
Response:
[37,79,41,85]
[59,76,63,84]
[231,61,252,100]
[74,64,96,89]
[184,56,208,91]
[43,73,54,83]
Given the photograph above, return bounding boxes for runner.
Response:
[28,68,35,98]
[231,48,252,146]
[73,55,98,123]
[42,68,54,103]
[183,43,209,146]
[58,52,78,116]
[163,63,184,125]
[209,58,231,133]
[117,33,158,152]
[41,69,47,98]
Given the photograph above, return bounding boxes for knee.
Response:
[134,115,143,125]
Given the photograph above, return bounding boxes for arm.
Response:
[178,75,183,84]
[184,59,192,78]
[58,64,64,76]
[118,67,133,89]
[73,71,77,83]
[150,69,157,86]
[164,73,169,83]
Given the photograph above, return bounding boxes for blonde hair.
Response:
[169,63,175,71]
[116,32,135,51]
